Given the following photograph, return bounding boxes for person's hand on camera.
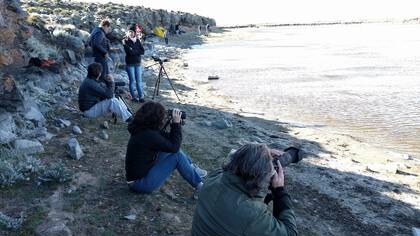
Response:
[171,109,182,124]
[105,75,113,81]
[269,148,284,157]
[271,160,284,188]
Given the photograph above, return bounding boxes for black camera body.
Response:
[167,109,187,120]
[113,81,126,95]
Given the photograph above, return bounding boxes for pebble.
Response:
[99,130,109,140]
[72,125,82,135]
[124,214,137,221]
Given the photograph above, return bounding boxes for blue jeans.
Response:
[125,65,142,98]
[94,57,109,81]
[129,150,202,193]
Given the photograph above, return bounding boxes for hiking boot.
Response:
[191,164,207,178]
[193,182,204,200]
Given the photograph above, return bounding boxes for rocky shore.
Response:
[1,1,419,235]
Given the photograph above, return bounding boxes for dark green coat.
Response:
[192,169,297,236]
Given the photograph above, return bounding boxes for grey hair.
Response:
[223,143,274,196]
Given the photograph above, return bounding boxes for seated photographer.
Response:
[125,101,207,197]
[192,143,297,236]
[78,62,132,122]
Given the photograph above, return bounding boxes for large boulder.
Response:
[0,112,16,144]
[0,74,25,112]
[0,0,32,69]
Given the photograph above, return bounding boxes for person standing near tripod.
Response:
[122,24,145,103]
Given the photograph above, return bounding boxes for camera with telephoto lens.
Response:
[272,147,302,170]
[152,56,169,63]
[167,109,186,120]
[113,81,126,95]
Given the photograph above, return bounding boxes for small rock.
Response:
[13,139,44,154]
[72,125,82,135]
[403,154,413,161]
[24,106,45,123]
[161,212,181,224]
[101,121,109,129]
[0,112,16,144]
[208,75,220,80]
[124,214,137,221]
[212,118,233,129]
[66,138,84,160]
[183,62,189,67]
[58,119,71,127]
[64,49,77,65]
[99,130,109,140]
[33,127,54,141]
[92,136,101,144]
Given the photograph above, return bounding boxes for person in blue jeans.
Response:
[125,101,207,198]
[122,24,145,102]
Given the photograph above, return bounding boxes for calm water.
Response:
[184,23,420,157]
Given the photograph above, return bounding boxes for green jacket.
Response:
[192,169,297,236]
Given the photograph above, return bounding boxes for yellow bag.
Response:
[153,27,165,38]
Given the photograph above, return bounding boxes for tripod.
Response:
[111,85,133,124]
[146,58,181,101]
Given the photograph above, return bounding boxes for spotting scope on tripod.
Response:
[145,56,181,101]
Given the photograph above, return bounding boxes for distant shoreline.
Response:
[220,18,420,29]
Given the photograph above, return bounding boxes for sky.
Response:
[78,0,420,26]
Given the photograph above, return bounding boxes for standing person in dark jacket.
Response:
[125,101,207,197]
[90,20,111,81]
[122,24,145,103]
[78,63,132,122]
[192,143,297,236]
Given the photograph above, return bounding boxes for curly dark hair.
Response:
[128,101,166,134]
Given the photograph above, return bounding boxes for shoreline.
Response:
[154,29,420,234]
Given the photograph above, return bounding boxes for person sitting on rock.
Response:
[125,101,207,198]
[192,143,297,236]
[78,62,132,122]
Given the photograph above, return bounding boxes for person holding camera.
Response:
[78,62,132,122]
[90,20,112,81]
[122,24,145,103]
[192,143,297,236]
[125,101,207,197]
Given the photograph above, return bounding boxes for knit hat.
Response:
[127,24,136,32]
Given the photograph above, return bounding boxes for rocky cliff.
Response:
[0,0,32,69]
[22,0,216,35]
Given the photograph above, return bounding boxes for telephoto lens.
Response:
[167,109,187,120]
[272,147,303,170]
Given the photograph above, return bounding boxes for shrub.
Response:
[0,147,73,187]
[26,36,60,60]
[0,148,43,187]
[0,212,23,230]
[38,160,73,183]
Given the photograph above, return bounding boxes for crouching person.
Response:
[125,101,207,197]
[78,62,132,122]
[192,143,297,236]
